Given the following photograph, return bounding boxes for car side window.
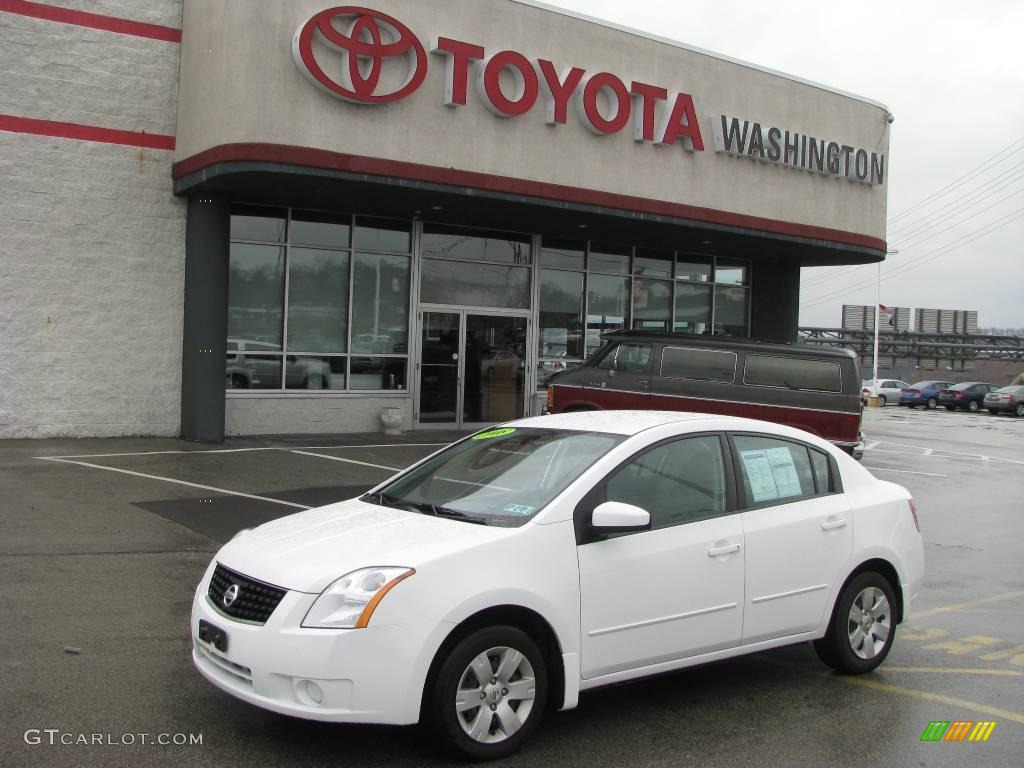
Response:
[604,435,727,529]
[809,448,832,494]
[733,435,818,506]
[596,342,652,373]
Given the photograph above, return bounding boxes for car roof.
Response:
[508,410,815,438]
[599,330,857,360]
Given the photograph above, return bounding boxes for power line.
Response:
[799,207,1024,308]
[887,134,1024,223]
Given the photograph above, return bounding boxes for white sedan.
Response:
[191,411,924,759]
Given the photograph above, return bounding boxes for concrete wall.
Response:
[175,0,890,244]
[225,395,413,436]
[0,3,186,438]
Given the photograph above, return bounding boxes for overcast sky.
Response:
[544,0,1024,330]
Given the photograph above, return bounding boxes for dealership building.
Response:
[0,0,891,440]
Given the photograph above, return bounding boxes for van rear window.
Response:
[661,347,737,383]
[744,355,843,393]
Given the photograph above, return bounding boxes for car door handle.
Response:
[708,542,741,557]
[821,518,848,531]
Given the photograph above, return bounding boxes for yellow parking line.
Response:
[884,666,1022,677]
[839,676,1024,725]
[912,590,1024,620]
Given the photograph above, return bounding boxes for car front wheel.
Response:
[815,572,896,674]
[427,625,548,760]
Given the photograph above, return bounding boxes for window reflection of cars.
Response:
[226,339,331,390]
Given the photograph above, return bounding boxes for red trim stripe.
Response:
[0,114,175,150]
[173,143,887,252]
[0,0,181,42]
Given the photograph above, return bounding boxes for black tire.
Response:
[967,400,979,413]
[815,571,897,674]
[944,405,956,411]
[426,625,548,760]
[878,395,887,407]
[1016,402,1024,418]
[926,397,937,410]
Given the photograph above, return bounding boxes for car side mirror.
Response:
[591,501,651,533]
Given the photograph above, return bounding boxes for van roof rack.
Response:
[597,329,856,359]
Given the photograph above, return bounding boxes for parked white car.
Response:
[860,378,911,406]
[191,411,924,759]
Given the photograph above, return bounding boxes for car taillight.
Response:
[910,389,920,395]
[909,499,920,532]
[954,391,963,398]
[546,386,554,410]
[861,388,870,395]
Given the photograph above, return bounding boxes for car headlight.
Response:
[301,567,415,629]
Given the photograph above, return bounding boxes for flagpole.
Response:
[873,260,880,386]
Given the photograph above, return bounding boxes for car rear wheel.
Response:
[878,395,887,406]
[968,400,979,413]
[1016,403,1024,417]
[926,397,937,410]
[426,626,548,760]
[815,572,896,674]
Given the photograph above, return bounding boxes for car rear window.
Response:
[661,347,737,383]
[743,354,843,393]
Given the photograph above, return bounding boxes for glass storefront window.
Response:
[634,248,673,278]
[715,260,749,286]
[230,205,286,242]
[540,238,585,270]
[715,285,748,335]
[228,243,285,349]
[283,355,347,390]
[354,217,411,252]
[351,253,410,354]
[588,243,631,274]
[290,210,350,249]
[286,248,349,353]
[676,258,712,282]
[674,282,712,335]
[226,354,282,390]
[631,277,672,331]
[350,357,407,390]
[227,205,411,392]
[538,269,584,386]
[420,259,531,308]
[586,273,629,355]
[422,225,531,264]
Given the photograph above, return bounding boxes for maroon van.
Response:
[546,331,864,458]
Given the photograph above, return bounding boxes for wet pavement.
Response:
[1,410,1021,767]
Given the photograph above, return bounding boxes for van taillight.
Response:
[909,499,920,532]
[546,386,554,410]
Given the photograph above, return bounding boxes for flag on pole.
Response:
[879,304,896,327]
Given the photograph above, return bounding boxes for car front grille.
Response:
[208,563,287,624]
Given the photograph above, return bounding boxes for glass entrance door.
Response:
[418,311,528,428]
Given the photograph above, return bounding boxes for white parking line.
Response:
[867,441,1024,465]
[290,450,401,472]
[862,466,948,478]
[38,458,312,509]
[31,443,450,461]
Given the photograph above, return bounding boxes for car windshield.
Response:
[363,428,624,527]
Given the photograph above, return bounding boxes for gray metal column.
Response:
[750,258,800,343]
[180,195,230,442]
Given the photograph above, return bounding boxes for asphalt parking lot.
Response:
[2,408,1021,767]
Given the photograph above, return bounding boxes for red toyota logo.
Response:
[292,6,427,104]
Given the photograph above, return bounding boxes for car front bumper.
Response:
[191,579,451,725]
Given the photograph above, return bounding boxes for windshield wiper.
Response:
[361,493,487,525]
[427,506,489,526]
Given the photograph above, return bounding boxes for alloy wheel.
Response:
[455,646,537,744]
[847,586,891,660]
